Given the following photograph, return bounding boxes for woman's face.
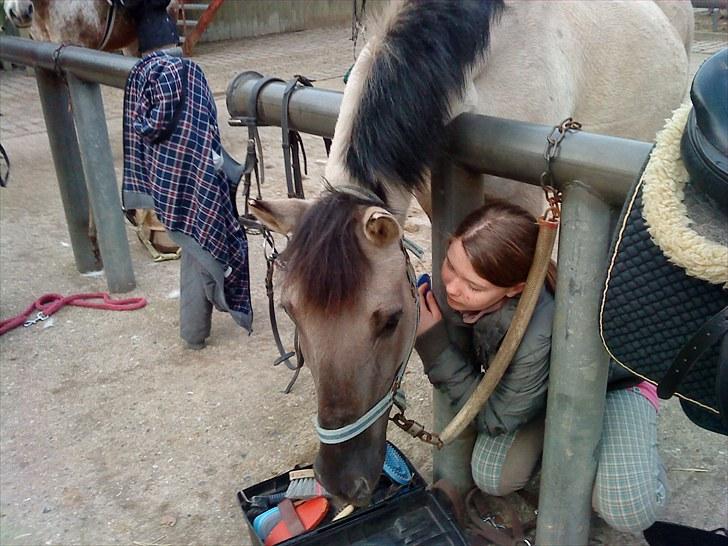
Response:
[441,238,520,313]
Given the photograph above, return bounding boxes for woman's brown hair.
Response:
[453,199,557,293]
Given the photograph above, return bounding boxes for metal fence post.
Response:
[35,68,101,273]
[65,73,136,293]
[535,182,613,545]
[430,154,485,494]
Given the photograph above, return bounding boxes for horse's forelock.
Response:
[281,191,379,315]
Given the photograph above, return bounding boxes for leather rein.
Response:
[229,73,331,394]
[98,0,119,51]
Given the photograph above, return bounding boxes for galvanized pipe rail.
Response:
[0,36,181,292]
[226,71,650,202]
[228,72,653,546]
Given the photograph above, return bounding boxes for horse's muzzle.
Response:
[314,427,386,506]
[314,449,380,506]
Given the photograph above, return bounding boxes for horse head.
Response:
[4,0,33,28]
[250,190,418,506]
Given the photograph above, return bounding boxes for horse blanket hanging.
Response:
[600,49,728,436]
[122,50,253,327]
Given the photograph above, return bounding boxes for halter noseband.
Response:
[312,186,422,445]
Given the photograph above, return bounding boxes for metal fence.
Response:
[1,36,652,545]
[0,37,144,291]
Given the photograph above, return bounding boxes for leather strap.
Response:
[717,334,728,429]
[281,77,306,198]
[97,0,117,51]
[658,305,728,399]
[464,488,534,546]
[430,479,465,528]
[281,75,333,198]
[0,143,9,187]
[243,76,284,186]
[266,242,297,372]
[276,498,305,538]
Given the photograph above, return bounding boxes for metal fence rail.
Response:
[226,71,651,202]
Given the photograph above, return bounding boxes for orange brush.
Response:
[264,496,329,546]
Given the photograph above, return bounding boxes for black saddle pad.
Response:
[601,187,728,415]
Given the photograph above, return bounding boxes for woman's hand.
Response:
[416,283,442,336]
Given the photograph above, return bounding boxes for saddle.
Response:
[600,48,728,436]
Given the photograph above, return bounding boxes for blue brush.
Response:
[253,506,281,539]
[383,442,413,485]
[417,273,431,295]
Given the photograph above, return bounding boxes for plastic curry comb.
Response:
[383,442,413,485]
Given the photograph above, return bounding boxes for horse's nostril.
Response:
[9,8,15,19]
[28,4,33,14]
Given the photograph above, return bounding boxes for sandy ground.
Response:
[0,11,726,546]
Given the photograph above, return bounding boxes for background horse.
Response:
[252,0,694,506]
[3,0,178,53]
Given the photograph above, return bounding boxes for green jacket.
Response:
[415,288,553,436]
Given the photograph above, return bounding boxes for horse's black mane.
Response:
[281,189,384,315]
[346,0,504,198]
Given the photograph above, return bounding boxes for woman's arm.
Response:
[416,319,482,407]
[473,335,550,435]
[416,296,552,436]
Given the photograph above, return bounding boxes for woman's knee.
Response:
[471,420,543,497]
[472,466,520,496]
[471,432,514,496]
[592,471,668,533]
[472,454,509,496]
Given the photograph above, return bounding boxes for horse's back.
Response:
[471,0,691,142]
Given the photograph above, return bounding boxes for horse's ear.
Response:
[362,206,402,247]
[248,198,312,235]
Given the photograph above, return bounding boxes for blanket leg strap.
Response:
[658,305,728,399]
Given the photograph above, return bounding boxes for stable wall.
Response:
[201,0,356,43]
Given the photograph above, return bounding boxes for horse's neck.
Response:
[324,44,413,222]
[324,44,373,188]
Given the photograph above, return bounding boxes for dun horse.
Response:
[251,0,693,506]
[3,0,178,53]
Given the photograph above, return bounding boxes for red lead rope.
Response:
[0,293,148,336]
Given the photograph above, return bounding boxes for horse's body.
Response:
[3,0,178,53]
[259,0,696,506]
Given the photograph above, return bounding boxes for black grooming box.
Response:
[237,442,468,546]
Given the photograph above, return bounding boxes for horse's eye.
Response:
[379,310,402,337]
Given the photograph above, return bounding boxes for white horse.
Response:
[257,0,696,505]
